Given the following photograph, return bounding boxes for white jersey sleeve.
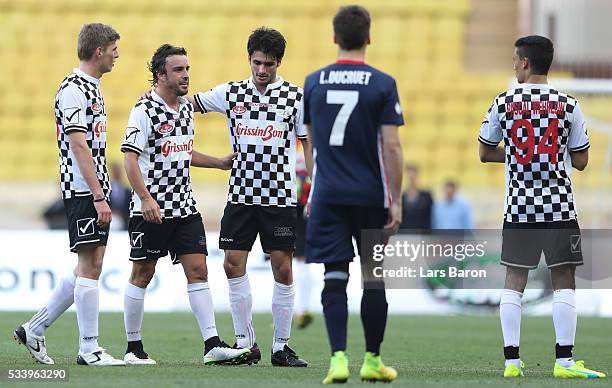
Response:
[121,106,151,154]
[568,102,590,152]
[296,97,308,139]
[59,84,88,133]
[478,100,503,146]
[193,83,229,113]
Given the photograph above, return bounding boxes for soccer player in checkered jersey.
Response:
[189,27,310,367]
[120,44,249,366]
[14,23,125,366]
[303,6,404,383]
[479,35,605,379]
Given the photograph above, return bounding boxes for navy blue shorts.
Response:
[305,202,387,264]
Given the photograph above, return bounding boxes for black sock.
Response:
[556,343,573,359]
[361,288,388,355]
[321,278,348,354]
[204,336,221,354]
[504,346,520,360]
[126,340,143,354]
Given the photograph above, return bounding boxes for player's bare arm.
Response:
[191,150,237,170]
[123,151,161,224]
[300,137,313,178]
[570,149,588,171]
[67,131,112,227]
[381,124,403,235]
[479,143,505,163]
[186,94,201,112]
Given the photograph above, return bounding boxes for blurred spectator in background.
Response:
[294,142,314,329]
[42,162,131,230]
[109,161,130,229]
[42,198,68,229]
[399,164,433,233]
[432,180,473,230]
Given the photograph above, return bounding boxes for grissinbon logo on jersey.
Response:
[161,137,193,158]
[236,122,284,141]
[91,101,102,113]
[94,121,107,138]
[157,123,174,134]
[232,105,247,115]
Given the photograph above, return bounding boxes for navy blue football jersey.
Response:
[303,61,404,208]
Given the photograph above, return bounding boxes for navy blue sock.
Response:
[361,288,388,355]
[321,278,348,354]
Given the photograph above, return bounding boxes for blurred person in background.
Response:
[109,161,131,229]
[432,180,473,230]
[399,164,433,233]
[15,23,125,366]
[294,141,314,329]
[42,161,131,230]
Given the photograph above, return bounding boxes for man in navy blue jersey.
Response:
[303,5,404,384]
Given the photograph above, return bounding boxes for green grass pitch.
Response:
[1,312,610,387]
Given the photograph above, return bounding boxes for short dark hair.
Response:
[247,27,286,62]
[333,5,371,50]
[147,44,187,86]
[514,35,554,75]
[77,23,120,60]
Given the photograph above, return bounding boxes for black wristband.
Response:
[93,197,106,203]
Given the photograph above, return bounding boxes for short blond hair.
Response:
[77,23,120,60]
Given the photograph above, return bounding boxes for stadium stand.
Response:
[0,0,608,193]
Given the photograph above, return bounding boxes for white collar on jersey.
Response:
[73,68,100,85]
[150,89,188,114]
[510,82,553,90]
[247,76,285,96]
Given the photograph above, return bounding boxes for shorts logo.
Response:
[131,232,144,248]
[76,218,96,237]
[220,237,233,242]
[570,235,581,253]
[274,227,293,237]
[157,123,174,134]
[232,105,247,115]
[198,235,206,246]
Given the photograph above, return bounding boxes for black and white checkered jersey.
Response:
[54,68,110,199]
[479,83,589,223]
[121,90,198,219]
[193,77,307,207]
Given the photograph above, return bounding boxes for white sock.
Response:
[500,289,522,367]
[553,289,576,367]
[124,283,146,342]
[74,277,100,354]
[29,272,76,336]
[187,282,218,341]
[294,260,312,315]
[272,282,295,353]
[228,274,255,348]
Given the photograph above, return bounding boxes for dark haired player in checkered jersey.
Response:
[189,27,310,367]
[14,23,125,367]
[120,44,250,366]
[479,35,605,379]
[302,6,403,384]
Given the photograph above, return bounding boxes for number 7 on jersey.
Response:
[326,90,359,146]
